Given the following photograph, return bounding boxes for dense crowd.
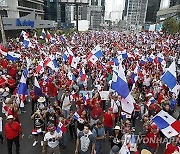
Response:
[0,30,180,154]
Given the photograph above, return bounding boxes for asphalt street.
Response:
[0,101,179,154]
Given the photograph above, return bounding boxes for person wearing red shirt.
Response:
[0,76,6,88]
[103,107,115,137]
[7,76,16,95]
[29,90,38,114]
[164,138,179,154]
[90,102,103,127]
[4,115,22,154]
[8,65,17,79]
[1,59,8,69]
[144,124,160,153]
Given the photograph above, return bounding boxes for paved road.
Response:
[0,101,179,154]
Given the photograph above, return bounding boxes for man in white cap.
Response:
[4,115,22,154]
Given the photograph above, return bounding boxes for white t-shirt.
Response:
[62,95,72,110]
[111,99,121,113]
[44,131,62,148]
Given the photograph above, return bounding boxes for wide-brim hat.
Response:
[114,126,121,130]
[6,115,14,120]
[37,97,45,103]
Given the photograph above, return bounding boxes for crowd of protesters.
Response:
[0,30,180,154]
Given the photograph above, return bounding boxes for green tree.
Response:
[162,17,179,34]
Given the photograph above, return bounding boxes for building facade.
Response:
[157,0,180,21]
[0,0,44,19]
[126,0,148,26]
[145,0,161,23]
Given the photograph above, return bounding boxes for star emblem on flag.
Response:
[168,131,172,134]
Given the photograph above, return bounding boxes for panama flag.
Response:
[34,77,44,96]
[68,72,76,81]
[161,61,177,91]
[44,55,59,71]
[87,45,103,64]
[111,65,135,113]
[20,30,29,38]
[69,55,79,69]
[23,37,32,48]
[7,52,21,61]
[40,29,46,39]
[46,30,52,41]
[152,110,180,138]
[83,93,90,105]
[17,68,28,97]
[80,67,87,82]
[73,112,84,123]
[57,122,65,134]
[36,60,44,74]
[0,44,8,56]
[32,128,42,135]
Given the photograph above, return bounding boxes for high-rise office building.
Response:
[0,0,44,19]
[145,0,161,23]
[125,0,148,27]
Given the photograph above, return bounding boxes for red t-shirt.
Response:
[104,112,114,128]
[165,144,179,154]
[1,59,8,68]
[8,78,16,88]
[5,121,22,139]
[90,106,102,120]
[145,132,160,149]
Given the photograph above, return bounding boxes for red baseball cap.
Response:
[151,124,158,129]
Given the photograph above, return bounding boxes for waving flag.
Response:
[73,112,84,123]
[34,77,44,96]
[57,122,66,134]
[161,61,177,90]
[46,30,52,41]
[139,56,147,65]
[117,50,128,59]
[121,98,134,114]
[23,37,32,48]
[111,65,135,113]
[44,56,59,71]
[147,54,156,62]
[69,55,78,69]
[80,67,87,82]
[83,93,90,105]
[68,72,76,81]
[17,68,28,96]
[40,29,46,39]
[36,60,44,74]
[152,110,180,138]
[0,45,8,56]
[20,30,29,38]
[157,53,166,66]
[88,45,103,64]
[113,56,123,66]
[7,52,21,61]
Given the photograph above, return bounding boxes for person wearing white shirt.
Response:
[110,94,121,124]
[42,125,62,154]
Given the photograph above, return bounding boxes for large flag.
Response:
[0,45,8,56]
[111,65,135,113]
[7,52,21,61]
[44,55,59,71]
[161,61,177,91]
[69,55,78,69]
[17,68,28,96]
[23,37,32,48]
[87,45,103,64]
[34,77,44,96]
[36,60,44,74]
[152,110,180,138]
[40,29,46,39]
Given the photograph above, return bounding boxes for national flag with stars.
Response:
[161,61,177,91]
[87,45,103,64]
[152,110,180,138]
[73,112,84,123]
[34,77,44,97]
[17,68,28,101]
[69,55,78,69]
[36,60,44,75]
[7,52,21,61]
[0,44,8,56]
[44,55,59,71]
[111,65,135,113]
[57,122,66,134]
[40,29,46,39]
